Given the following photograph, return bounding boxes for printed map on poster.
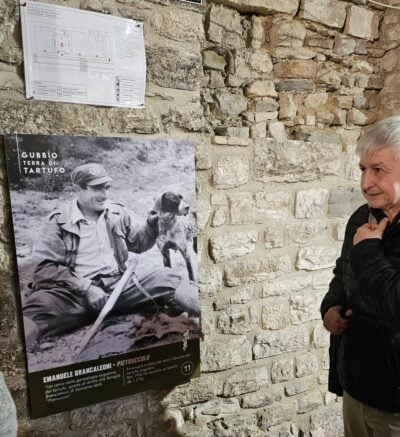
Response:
[20,1,146,108]
[4,134,200,418]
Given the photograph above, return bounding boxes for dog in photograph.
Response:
[151,191,197,282]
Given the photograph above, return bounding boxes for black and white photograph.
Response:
[4,134,200,417]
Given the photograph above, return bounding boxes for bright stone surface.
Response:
[297,246,338,271]
[229,190,291,224]
[217,307,251,335]
[211,0,299,15]
[253,326,309,359]
[222,366,270,396]
[261,301,290,330]
[295,189,329,218]
[271,357,294,382]
[302,0,347,29]
[201,337,252,371]
[198,265,223,297]
[213,154,250,189]
[345,5,379,40]
[254,139,341,182]
[225,255,291,286]
[210,230,258,263]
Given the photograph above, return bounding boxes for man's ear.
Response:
[73,184,81,194]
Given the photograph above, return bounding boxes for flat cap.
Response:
[71,163,112,186]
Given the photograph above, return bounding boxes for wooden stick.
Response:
[74,256,138,359]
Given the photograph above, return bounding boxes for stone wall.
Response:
[0,0,399,435]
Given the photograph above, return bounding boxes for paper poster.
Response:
[20,1,146,108]
[4,134,200,418]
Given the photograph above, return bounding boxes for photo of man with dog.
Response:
[5,134,200,375]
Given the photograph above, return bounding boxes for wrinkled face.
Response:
[359,147,400,220]
[76,183,111,214]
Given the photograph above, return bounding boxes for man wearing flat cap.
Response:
[23,163,181,348]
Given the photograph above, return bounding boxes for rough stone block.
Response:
[0,100,106,135]
[306,35,334,50]
[316,67,342,86]
[229,190,291,224]
[261,301,290,330]
[255,111,278,122]
[345,5,379,40]
[344,144,360,181]
[297,389,323,413]
[334,34,357,56]
[254,139,341,182]
[304,92,328,109]
[295,188,329,219]
[296,246,338,271]
[211,0,299,15]
[310,403,344,436]
[328,186,364,218]
[274,60,317,79]
[161,374,220,407]
[222,366,270,397]
[258,401,297,430]
[307,131,342,145]
[289,291,324,324]
[210,415,259,436]
[197,197,212,233]
[213,154,250,189]
[201,336,252,371]
[270,20,306,48]
[147,45,202,91]
[271,357,294,382]
[348,108,369,126]
[296,352,319,377]
[215,89,248,117]
[241,385,282,408]
[268,121,288,141]
[312,323,330,348]
[245,80,277,98]
[151,9,204,44]
[162,103,206,132]
[211,207,228,228]
[250,121,267,139]
[276,80,315,92]
[194,398,240,425]
[230,286,254,304]
[210,231,258,263]
[279,92,297,119]
[224,255,291,287]
[261,276,311,298]
[212,136,250,146]
[272,47,317,60]
[203,51,227,71]
[217,307,251,335]
[198,265,223,297]
[248,50,273,74]
[302,0,347,29]
[285,376,314,396]
[208,5,244,48]
[253,326,309,359]
[196,140,212,170]
[209,71,226,88]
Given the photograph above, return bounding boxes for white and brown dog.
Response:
[151,192,197,282]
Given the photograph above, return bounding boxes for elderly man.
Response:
[321,116,400,436]
[23,163,181,348]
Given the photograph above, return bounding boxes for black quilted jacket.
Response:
[321,203,400,412]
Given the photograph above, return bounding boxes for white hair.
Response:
[356,115,400,160]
